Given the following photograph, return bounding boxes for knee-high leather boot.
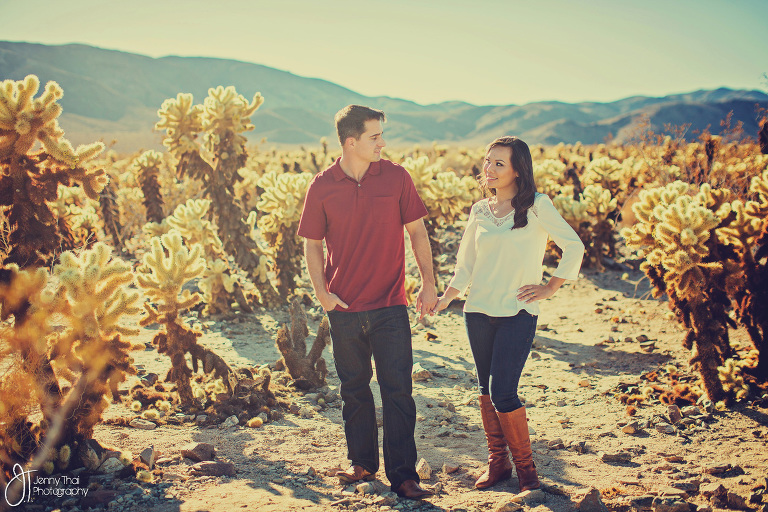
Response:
[497,406,540,491]
[475,395,513,489]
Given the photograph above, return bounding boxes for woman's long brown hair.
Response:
[483,136,536,230]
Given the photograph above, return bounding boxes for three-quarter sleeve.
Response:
[536,194,585,280]
[447,203,480,295]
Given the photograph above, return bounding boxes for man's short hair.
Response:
[334,105,386,145]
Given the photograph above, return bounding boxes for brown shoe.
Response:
[336,465,375,484]
[475,395,513,489]
[497,407,540,491]
[394,479,434,499]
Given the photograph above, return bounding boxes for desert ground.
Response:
[19,257,768,512]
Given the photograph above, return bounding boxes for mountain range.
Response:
[2,41,767,150]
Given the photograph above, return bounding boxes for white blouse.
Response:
[447,193,585,317]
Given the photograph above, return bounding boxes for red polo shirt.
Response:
[298,158,428,312]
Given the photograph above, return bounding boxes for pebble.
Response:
[547,438,565,449]
[568,440,587,453]
[659,487,689,498]
[412,363,432,381]
[651,497,692,512]
[680,405,699,417]
[356,482,376,495]
[699,483,727,498]
[575,487,609,512]
[181,442,216,462]
[667,405,683,424]
[129,418,157,430]
[97,457,125,474]
[509,489,546,505]
[628,496,655,510]
[670,481,699,492]
[727,492,749,510]
[416,458,431,480]
[140,446,156,469]
[442,463,460,474]
[494,502,523,512]
[655,423,676,434]
[221,415,239,428]
[622,421,642,434]
[599,451,632,463]
[701,464,730,475]
[190,461,236,477]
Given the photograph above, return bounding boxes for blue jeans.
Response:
[465,310,538,413]
[327,305,419,490]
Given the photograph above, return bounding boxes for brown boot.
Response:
[475,395,513,489]
[497,407,540,491]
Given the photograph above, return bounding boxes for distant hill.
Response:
[2,41,767,150]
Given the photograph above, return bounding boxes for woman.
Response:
[433,136,584,491]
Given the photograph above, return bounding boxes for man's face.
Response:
[349,119,386,163]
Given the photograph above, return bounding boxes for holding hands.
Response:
[432,295,453,314]
[415,285,438,320]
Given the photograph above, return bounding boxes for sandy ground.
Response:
[42,262,764,512]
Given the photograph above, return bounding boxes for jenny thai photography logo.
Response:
[4,464,88,507]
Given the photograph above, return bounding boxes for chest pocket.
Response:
[371,196,400,225]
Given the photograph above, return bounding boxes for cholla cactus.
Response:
[534,159,568,197]
[552,183,618,271]
[553,194,590,227]
[0,243,140,483]
[98,178,124,253]
[137,231,237,406]
[164,198,251,314]
[256,171,313,298]
[0,75,107,267]
[402,155,439,189]
[402,157,477,287]
[46,243,141,437]
[166,199,224,257]
[718,359,750,400]
[131,150,165,224]
[155,93,203,157]
[256,171,313,234]
[275,299,331,389]
[718,169,768,381]
[198,259,239,314]
[424,171,476,224]
[621,181,739,401]
[582,157,626,197]
[155,87,280,307]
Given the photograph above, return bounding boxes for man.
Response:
[298,105,438,499]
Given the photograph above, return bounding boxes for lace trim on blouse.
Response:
[477,195,541,227]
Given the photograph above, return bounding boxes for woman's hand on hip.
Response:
[517,284,556,303]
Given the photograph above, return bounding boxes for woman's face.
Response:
[483,146,517,192]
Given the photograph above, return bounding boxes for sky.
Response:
[1,0,766,106]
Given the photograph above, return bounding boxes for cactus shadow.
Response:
[186,427,342,506]
[580,267,657,299]
[733,403,768,427]
[531,333,673,378]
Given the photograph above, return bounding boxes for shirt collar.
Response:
[330,158,382,181]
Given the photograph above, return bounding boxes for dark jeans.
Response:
[465,310,538,413]
[327,305,419,490]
